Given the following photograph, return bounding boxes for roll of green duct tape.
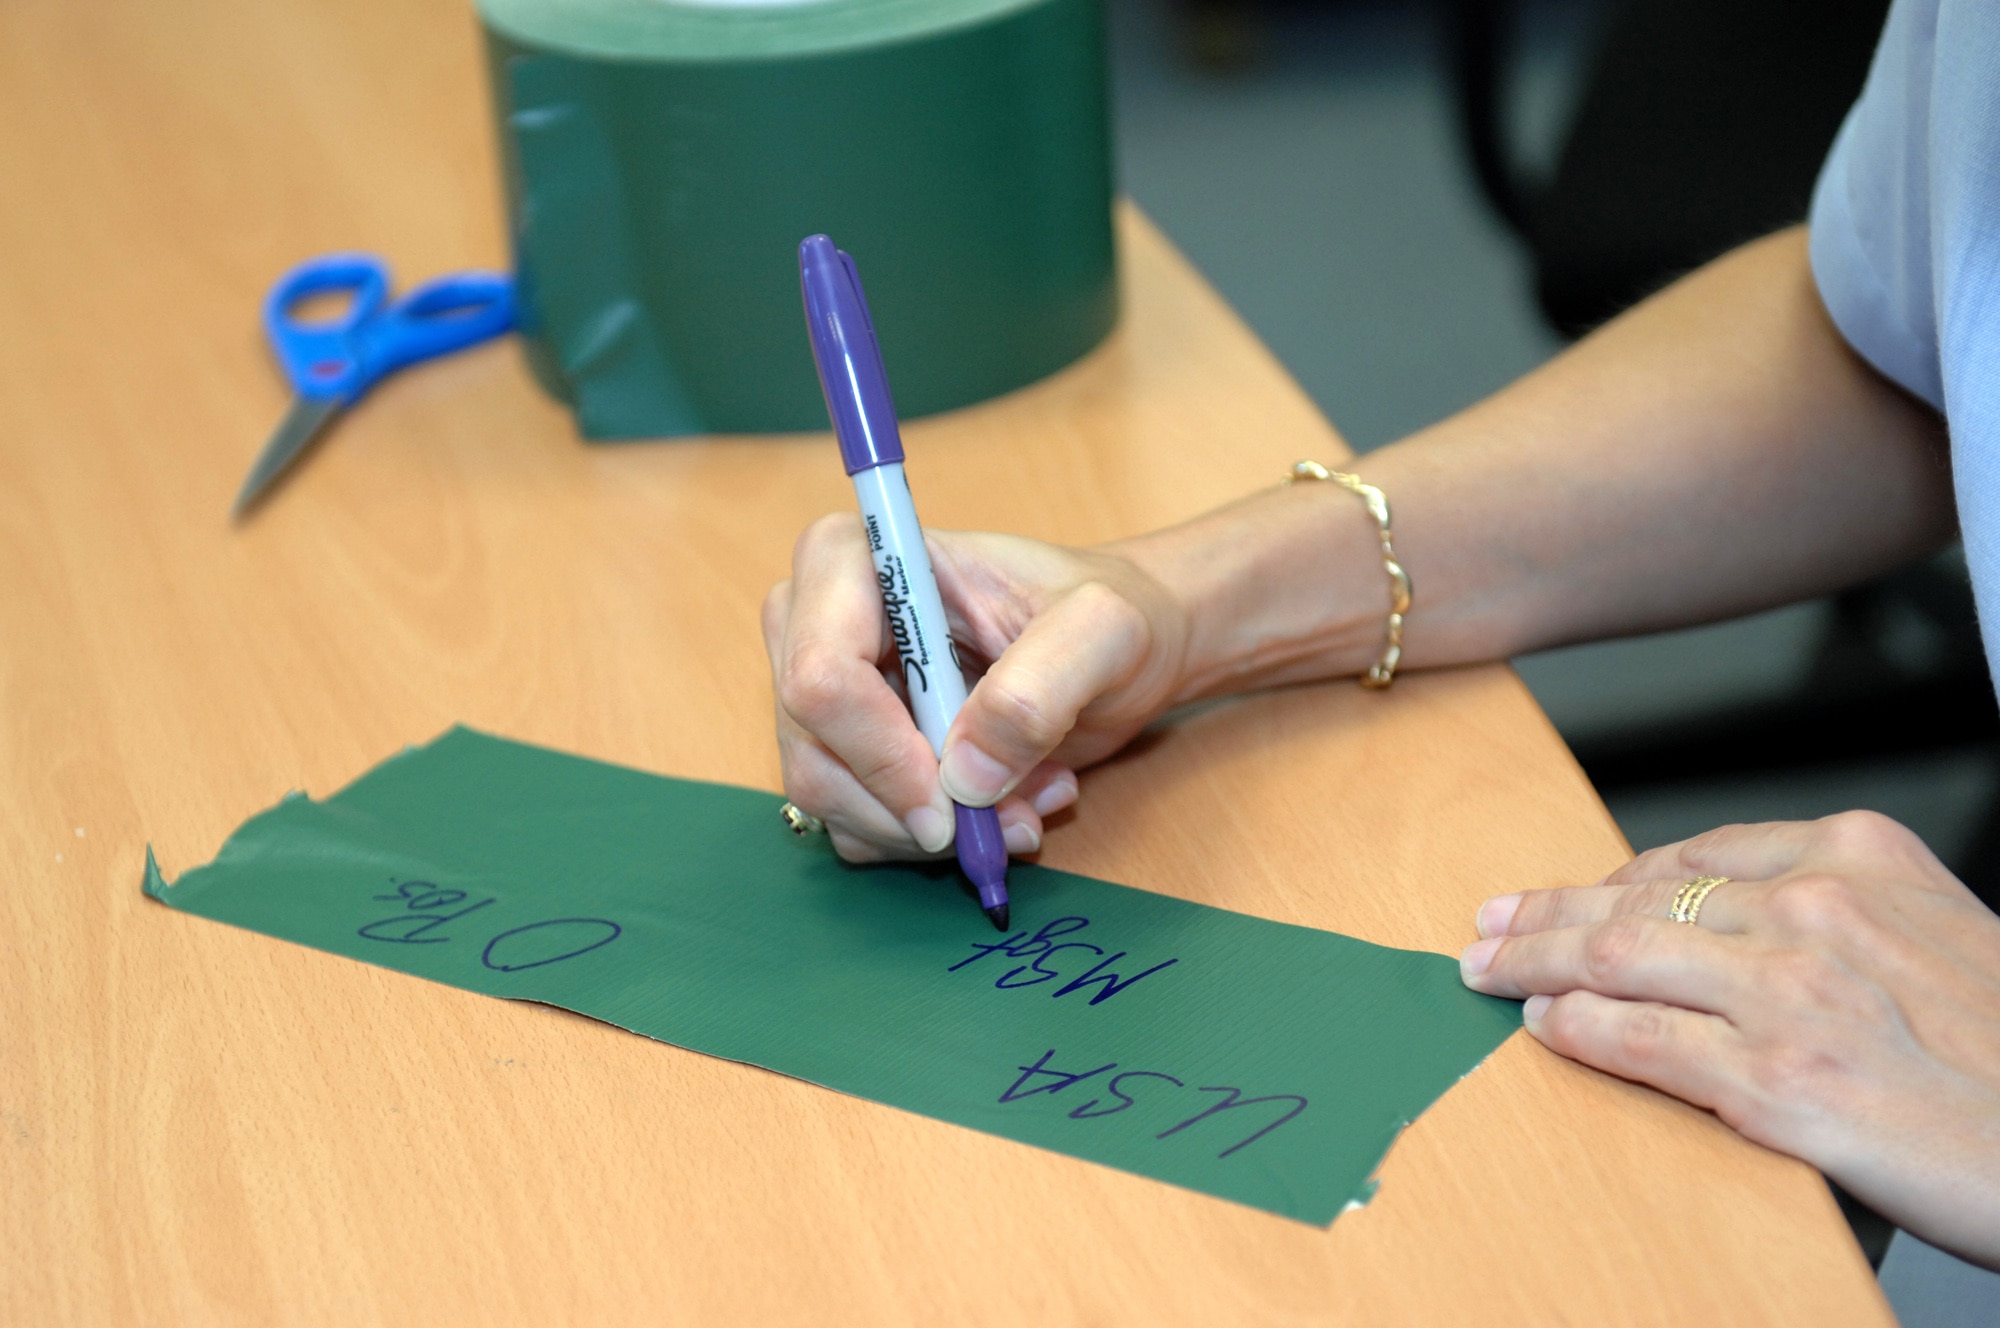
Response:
[479,0,1119,439]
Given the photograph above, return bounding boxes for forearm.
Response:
[1120,227,1955,702]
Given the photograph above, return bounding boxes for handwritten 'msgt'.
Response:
[947,916,1175,1005]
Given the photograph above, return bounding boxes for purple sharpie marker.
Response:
[798,235,1012,931]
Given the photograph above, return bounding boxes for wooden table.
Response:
[0,0,1891,1321]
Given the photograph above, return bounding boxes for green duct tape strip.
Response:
[481,0,1119,438]
[144,727,1519,1224]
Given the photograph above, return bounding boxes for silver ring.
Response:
[779,802,826,836]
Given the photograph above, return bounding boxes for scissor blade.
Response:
[233,395,341,519]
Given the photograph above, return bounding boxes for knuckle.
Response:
[1614,1003,1675,1070]
[1535,993,1578,1043]
[849,738,923,798]
[1582,916,1647,985]
[1747,1041,1839,1106]
[1604,846,1676,886]
[982,675,1069,754]
[796,511,858,556]
[1070,579,1145,639]
[1679,823,1750,868]
[1534,994,1594,1057]
[1767,873,1864,937]
[1817,808,1913,855]
[780,760,836,818]
[777,651,848,728]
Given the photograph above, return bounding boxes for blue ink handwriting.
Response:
[949,916,1177,1005]
[360,879,622,972]
[361,880,494,943]
[481,918,622,972]
[1001,1048,1308,1160]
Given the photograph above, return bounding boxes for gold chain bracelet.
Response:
[1283,460,1411,688]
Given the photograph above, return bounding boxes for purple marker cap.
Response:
[799,234,905,475]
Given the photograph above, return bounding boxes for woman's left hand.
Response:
[1458,811,2000,1269]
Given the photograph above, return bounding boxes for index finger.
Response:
[772,515,956,850]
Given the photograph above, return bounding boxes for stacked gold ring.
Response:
[1669,875,1728,925]
[779,802,826,836]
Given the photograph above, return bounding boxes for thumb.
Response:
[939,582,1151,806]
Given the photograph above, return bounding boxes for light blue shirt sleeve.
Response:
[1809,0,2000,688]
[1807,0,1942,410]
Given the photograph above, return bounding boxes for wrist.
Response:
[1108,479,1394,705]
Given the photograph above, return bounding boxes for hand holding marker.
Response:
[798,235,1012,929]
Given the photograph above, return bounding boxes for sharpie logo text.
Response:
[867,513,932,697]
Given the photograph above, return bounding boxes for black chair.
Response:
[1449,0,1892,334]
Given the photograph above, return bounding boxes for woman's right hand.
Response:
[761,514,1191,864]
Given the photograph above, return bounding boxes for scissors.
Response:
[233,253,516,518]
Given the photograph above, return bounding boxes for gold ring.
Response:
[779,802,826,836]
[1669,875,1728,925]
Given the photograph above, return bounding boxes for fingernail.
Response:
[940,742,1012,806]
[1459,937,1501,980]
[1002,820,1041,855]
[1476,893,1522,939]
[1522,994,1552,1031]
[1032,771,1079,817]
[905,804,952,854]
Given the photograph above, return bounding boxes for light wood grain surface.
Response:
[0,0,1891,1322]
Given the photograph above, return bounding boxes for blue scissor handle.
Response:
[264,253,515,403]
[360,270,516,388]
[264,253,391,400]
